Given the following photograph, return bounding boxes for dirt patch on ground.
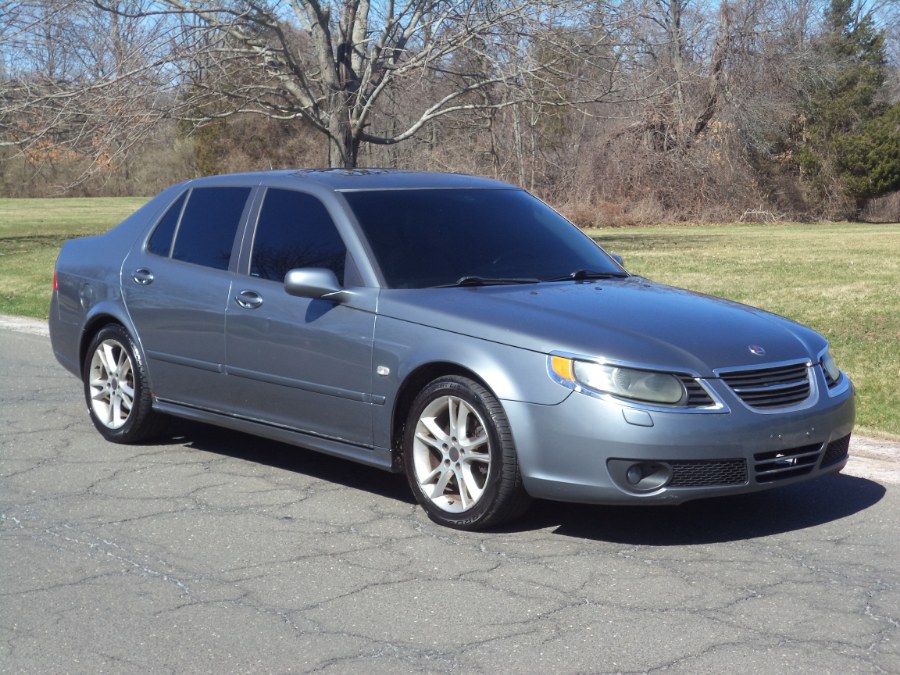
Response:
[847,436,900,485]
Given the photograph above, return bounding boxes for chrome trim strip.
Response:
[713,357,813,376]
[146,350,223,373]
[225,365,380,404]
[729,379,809,394]
[550,349,705,378]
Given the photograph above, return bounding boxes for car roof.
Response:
[182,169,516,192]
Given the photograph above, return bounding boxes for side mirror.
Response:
[284,268,347,302]
[610,253,624,267]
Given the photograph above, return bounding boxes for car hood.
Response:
[375,278,826,375]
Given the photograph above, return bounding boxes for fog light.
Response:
[608,459,673,493]
[626,464,645,485]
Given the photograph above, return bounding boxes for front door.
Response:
[224,188,376,446]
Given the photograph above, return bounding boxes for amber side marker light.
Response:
[550,355,575,381]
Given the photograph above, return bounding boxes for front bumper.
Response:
[503,372,855,505]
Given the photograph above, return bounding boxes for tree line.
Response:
[2,0,898,223]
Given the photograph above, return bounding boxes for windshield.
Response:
[342,188,624,288]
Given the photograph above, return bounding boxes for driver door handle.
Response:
[235,290,264,309]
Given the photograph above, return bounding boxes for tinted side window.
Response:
[147,191,186,256]
[250,189,346,284]
[171,187,251,270]
[343,189,622,288]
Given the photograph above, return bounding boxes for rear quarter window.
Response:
[147,191,187,257]
[164,187,251,270]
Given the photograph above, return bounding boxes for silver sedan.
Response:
[49,170,855,529]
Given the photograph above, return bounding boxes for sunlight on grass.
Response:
[0,197,148,238]
[0,197,147,317]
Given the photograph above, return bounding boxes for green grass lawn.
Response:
[0,197,148,317]
[0,198,896,436]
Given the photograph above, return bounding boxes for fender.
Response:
[371,314,569,451]
[79,300,155,392]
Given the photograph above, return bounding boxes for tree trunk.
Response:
[327,111,359,168]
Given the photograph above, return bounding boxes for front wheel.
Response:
[82,324,162,443]
[403,376,531,530]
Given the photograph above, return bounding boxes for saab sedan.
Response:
[49,170,855,529]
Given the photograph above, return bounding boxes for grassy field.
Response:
[0,198,897,436]
[0,197,148,317]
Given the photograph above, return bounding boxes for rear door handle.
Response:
[131,268,154,285]
[235,290,264,309]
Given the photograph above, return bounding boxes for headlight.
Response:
[820,350,842,385]
[551,356,686,405]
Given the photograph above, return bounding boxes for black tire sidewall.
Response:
[403,376,510,529]
[82,324,151,443]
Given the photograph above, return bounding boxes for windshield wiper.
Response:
[439,275,541,287]
[546,269,629,282]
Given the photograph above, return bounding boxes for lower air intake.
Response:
[820,434,851,468]
[754,443,820,483]
[669,459,748,487]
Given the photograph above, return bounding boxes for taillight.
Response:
[53,269,58,291]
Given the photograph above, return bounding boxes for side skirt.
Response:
[153,400,397,472]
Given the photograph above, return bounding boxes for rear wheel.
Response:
[83,324,162,443]
[403,376,531,530]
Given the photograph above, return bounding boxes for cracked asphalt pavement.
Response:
[2,323,898,673]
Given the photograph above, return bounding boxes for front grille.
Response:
[678,376,715,407]
[719,362,811,409]
[754,443,820,483]
[821,434,851,467]
[669,459,747,487]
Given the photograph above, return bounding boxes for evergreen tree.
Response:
[798,0,900,215]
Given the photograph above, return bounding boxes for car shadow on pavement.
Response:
[161,420,885,543]
[516,473,886,544]
[167,420,415,505]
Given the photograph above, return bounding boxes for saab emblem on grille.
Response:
[748,344,766,356]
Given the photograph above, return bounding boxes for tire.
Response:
[402,376,531,530]
[82,324,163,443]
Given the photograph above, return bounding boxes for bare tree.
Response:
[1,1,183,186]
[613,0,733,153]
[6,0,897,219]
[7,0,622,169]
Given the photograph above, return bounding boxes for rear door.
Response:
[122,186,254,411]
[224,187,377,446]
